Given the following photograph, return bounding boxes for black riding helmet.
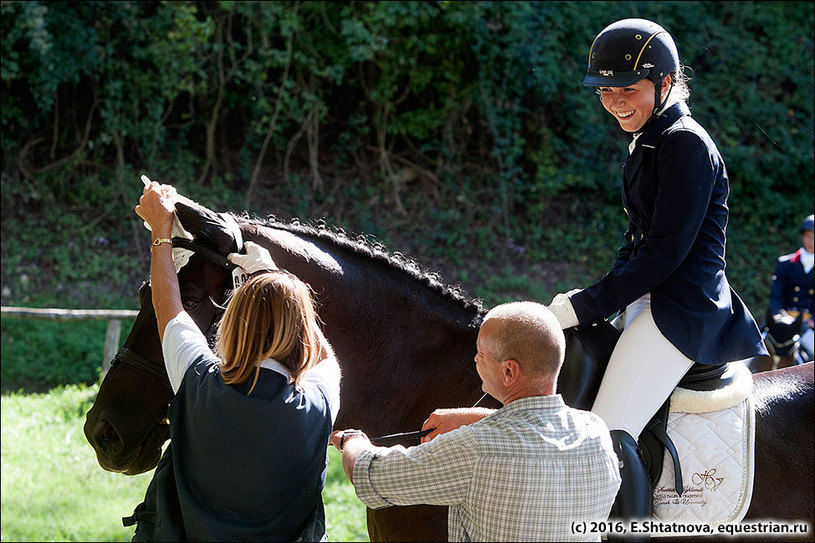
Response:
[583,18,680,120]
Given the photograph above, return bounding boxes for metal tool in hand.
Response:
[369,392,490,447]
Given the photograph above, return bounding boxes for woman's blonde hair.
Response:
[215,271,321,393]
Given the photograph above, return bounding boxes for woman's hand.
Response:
[135,181,184,342]
[228,241,278,273]
[135,182,177,239]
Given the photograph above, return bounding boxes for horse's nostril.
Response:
[95,419,124,455]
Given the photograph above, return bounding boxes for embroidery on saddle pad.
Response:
[652,363,755,528]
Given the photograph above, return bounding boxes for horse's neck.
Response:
[252,222,482,324]
[247,222,486,432]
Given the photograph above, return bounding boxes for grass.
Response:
[1,384,153,542]
[0,384,369,542]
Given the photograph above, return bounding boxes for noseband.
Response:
[109,238,237,387]
[110,347,173,386]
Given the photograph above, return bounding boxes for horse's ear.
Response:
[174,198,239,255]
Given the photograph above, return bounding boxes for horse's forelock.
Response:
[175,200,240,255]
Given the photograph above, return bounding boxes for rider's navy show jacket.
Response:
[570,101,767,365]
[769,248,814,318]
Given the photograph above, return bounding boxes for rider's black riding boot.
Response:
[608,429,652,541]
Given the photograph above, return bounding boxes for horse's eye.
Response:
[182,298,200,310]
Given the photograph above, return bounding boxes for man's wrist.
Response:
[340,430,367,452]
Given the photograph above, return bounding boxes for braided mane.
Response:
[237,213,484,314]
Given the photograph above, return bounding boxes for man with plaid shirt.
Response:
[331,302,621,542]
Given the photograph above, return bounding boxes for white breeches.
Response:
[591,294,694,439]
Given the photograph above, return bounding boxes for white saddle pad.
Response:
[652,363,755,533]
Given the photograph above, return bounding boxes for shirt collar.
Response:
[632,101,690,150]
[801,248,814,273]
[628,133,642,155]
[258,357,292,381]
[494,394,566,417]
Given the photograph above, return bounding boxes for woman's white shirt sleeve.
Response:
[302,355,341,425]
[162,312,214,394]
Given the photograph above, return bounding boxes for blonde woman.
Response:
[135,181,340,541]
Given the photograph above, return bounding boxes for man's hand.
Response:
[227,241,278,274]
[420,408,495,443]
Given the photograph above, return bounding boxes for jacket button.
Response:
[794,286,800,292]
[793,297,799,302]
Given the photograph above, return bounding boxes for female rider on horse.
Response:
[547,18,767,525]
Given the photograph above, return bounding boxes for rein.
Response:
[369,392,490,446]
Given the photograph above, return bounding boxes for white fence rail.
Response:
[1,306,139,373]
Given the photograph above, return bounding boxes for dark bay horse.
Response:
[84,197,814,541]
[746,312,812,373]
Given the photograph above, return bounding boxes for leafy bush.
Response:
[1,319,134,392]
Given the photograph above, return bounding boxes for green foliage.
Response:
[1,0,812,344]
[1,318,134,391]
[2,319,100,389]
[3,1,811,196]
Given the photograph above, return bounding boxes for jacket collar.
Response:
[636,101,690,148]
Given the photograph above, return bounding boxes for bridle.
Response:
[109,237,238,388]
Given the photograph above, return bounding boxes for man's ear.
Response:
[501,359,520,386]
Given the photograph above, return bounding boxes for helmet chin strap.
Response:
[652,75,674,116]
[634,75,675,135]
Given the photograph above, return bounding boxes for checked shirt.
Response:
[353,395,621,542]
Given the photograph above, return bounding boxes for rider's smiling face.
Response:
[598,77,671,133]
[597,80,656,133]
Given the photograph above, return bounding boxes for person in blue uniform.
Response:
[546,18,767,526]
[769,214,814,360]
[134,181,341,541]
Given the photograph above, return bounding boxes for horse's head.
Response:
[766,311,803,359]
[84,197,240,474]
